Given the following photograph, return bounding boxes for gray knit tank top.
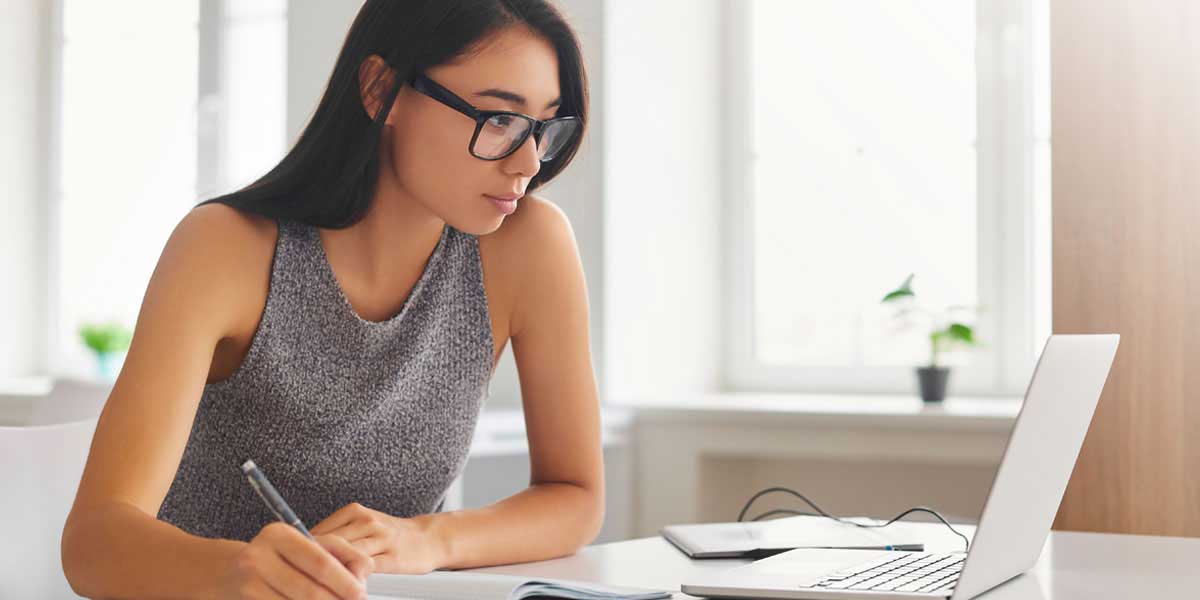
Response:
[157,219,495,542]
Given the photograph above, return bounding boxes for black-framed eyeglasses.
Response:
[409,71,581,162]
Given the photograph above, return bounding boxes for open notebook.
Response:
[366,571,673,600]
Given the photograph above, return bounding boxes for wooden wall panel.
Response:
[1051,0,1200,536]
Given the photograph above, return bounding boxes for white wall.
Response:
[701,457,996,526]
[285,0,362,144]
[603,0,724,399]
[0,0,53,378]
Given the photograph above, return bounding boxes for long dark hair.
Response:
[198,0,588,228]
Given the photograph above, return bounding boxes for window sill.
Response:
[469,406,636,457]
[609,392,1021,432]
[0,377,111,427]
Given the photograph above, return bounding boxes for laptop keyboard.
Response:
[804,552,965,594]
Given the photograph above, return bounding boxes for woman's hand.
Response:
[311,502,445,574]
[217,521,374,599]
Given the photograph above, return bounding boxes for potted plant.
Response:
[880,274,981,402]
[79,321,133,380]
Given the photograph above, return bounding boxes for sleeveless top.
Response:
[157,219,496,542]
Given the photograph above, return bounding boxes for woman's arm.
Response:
[429,198,605,569]
[61,205,371,600]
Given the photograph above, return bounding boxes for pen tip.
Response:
[241,459,257,472]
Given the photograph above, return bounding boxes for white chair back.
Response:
[0,379,108,599]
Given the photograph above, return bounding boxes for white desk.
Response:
[464,525,1200,599]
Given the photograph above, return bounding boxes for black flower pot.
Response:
[916,366,951,403]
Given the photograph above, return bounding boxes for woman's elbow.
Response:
[61,512,98,598]
[580,490,606,546]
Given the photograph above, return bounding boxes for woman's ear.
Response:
[358,54,397,122]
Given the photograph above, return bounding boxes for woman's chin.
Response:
[451,214,508,237]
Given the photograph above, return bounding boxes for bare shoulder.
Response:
[154,202,279,339]
[478,194,580,288]
[168,203,276,273]
[478,194,586,338]
[178,202,277,250]
[481,193,577,257]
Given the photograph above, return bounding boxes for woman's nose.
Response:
[501,134,542,179]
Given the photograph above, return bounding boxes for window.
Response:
[198,0,288,199]
[51,0,286,377]
[54,1,200,377]
[724,0,1050,395]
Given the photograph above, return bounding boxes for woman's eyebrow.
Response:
[474,88,562,110]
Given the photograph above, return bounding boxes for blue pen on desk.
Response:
[241,459,314,539]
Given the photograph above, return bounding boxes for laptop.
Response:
[681,333,1119,600]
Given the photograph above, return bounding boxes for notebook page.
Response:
[514,578,673,599]
[366,571,524,600]
[365,571,674,600]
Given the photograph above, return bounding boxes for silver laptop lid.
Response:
[952,334,1119,599]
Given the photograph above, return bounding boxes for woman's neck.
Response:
[319,169,446,288]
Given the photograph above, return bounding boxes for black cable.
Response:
[737,486,971,552]
[747,508,819,521]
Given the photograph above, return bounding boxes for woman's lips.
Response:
[486,192,522,201]
[484,194,518,215]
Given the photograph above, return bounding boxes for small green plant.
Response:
[78,321,133,355]
[881,273,980,367]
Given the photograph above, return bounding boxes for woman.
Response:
[61,1,602,599]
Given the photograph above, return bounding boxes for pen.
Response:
[241,459,314,540]
[748,544,926,559]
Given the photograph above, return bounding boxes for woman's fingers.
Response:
[325,519,380,543]
[317,533,376,581]
[268,525,367,600]
[311,502,363,535]
[345,534,391,558]
[239,576,289,600]
[259,546,340,600]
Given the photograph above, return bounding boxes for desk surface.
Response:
[464,526,1199,599]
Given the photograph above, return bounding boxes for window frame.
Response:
[46,0,287,377]
[721,0,1046,397]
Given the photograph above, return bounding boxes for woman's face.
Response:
[374,25,563,235]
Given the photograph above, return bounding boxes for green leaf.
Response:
[881,273,916,303]
[78,322,133,354]
[947,323,975,344]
